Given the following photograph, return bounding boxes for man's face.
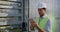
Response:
[38,8,46,16]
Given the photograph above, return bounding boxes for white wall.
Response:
[29,0,39,18]
[29,0,55,18]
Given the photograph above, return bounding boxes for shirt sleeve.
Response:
[46,19,51,32]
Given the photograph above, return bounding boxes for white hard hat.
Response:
[38,2,47,9]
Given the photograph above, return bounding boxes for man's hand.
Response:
[30,19,46,32]
[30,19,38,27]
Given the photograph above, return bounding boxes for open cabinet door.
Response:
[22,0,29,32]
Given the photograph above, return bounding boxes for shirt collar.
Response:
[40,14,47,19]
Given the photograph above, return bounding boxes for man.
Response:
[30,2,51,32]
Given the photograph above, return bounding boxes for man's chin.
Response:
[39,14,42,16]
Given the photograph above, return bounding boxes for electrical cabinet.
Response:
[0,0,29,32]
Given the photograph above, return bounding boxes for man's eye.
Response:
[39,10,41,11]
[38,9,42,11]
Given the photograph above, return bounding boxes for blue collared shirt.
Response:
[39,15,51,32]
[46,19,51,32]
[30,15,51,32]
[36,15,51,32]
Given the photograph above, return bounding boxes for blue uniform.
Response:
[35,15,51,32]
[39,15,51,32]
[46,19,51,32]
[30,15,51,32]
